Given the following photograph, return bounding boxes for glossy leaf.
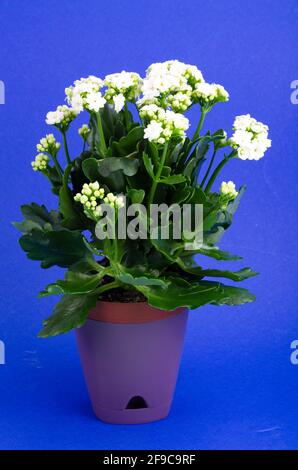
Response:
[196,244,242,261]
[112,126,144,157]
[138,279,256,311]
[142,152,155,179]
[38,294,97,337]
[159,174,186,185]
[127,188,145,204]
[13,203,61,233]
[19,229,89,268]
[40,270,105,297]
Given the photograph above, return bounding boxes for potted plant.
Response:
[14,61,271,424]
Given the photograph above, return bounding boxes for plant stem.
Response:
[95,280,119,297]
[192,108,207,142]
[148,142,168,206]
[123,103,130,130]
[205,154,233,193]
[62,131,71,165]
[201,149,217,188]
[51,153,63,180]
[96,112,107,155]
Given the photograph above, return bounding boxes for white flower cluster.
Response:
[140,104,189,143]
[36,134,60,154]
[31,153,50,172]
[103,192,125,208]
[46,105,77,128]
[166,91,192,113]
[138,60,229,113]
[193,83,229,106]
[74,181,124,219]
[220,180,238,200]
[78,124,90,140]
[141,60,204,105]
[104,71,142,112]
[230,114,271,160]
[65,75,106,113]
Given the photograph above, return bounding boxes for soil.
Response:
[99,287,146,303]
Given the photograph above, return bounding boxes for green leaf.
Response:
[82,157,127,192]
[69,256,103,274]
[111,263,168,288]
[159,174,186,185]
[169,185,195,204]
[40,270,105,297]
[83,156,139,179]
[212,129,227,149]
[59,164,87,230]
[47,166,62,194]
[19,229,89,268]
[138,278,256,310]
[226,185,246,216]
[127,188,145,204]
[13,203,61,233]
[183,138,209,182]
[112,126,144,157]
[142,152,155,179]
[147,141,159,166]
[196,245,242,261]
[101,103,126,142]
[38,294,97,337]
[98,157,139,177]
[178,261,258,281]
[151,234,183,262]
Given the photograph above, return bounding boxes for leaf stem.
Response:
[148,142,169,206]
[51,153,63,180]
[205,151,236,193]
[201,148,217,188]
[96,111,107,155]
[62,131,71,164]
[95,280,120,297]
[123,103,130,130]
[192,108,207,142]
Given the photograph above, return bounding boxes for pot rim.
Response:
[88,300,186,324]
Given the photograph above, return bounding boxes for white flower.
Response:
[139,104,166,121]
[144,121,164,141]
[85,92,106,112]
[105,71,141,91]
[113,93,125,112]
[36,134,60,154]
[46,105,77,128]
[45,110,64,126]
[167,91,192,112]
[193,82,229,105]
[103,193,125,208]
[31,153,50,172]
[142,105,189,143]
[74,182,124,219]
[139,60,204,111]
[230,114,271,160]
[104,71,142,104]
[74,181,106,219]
[70,94,84,113]
[220,181,238,199]
[65,75,104,114]
[78,124,90,140]
[167,110,189,130]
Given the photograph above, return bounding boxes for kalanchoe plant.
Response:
[14,60,271,337]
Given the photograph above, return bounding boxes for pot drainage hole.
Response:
[126,396,148,409]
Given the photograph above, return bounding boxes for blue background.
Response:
[0,0,297,450]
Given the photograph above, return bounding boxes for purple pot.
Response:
[76,302,188,424]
